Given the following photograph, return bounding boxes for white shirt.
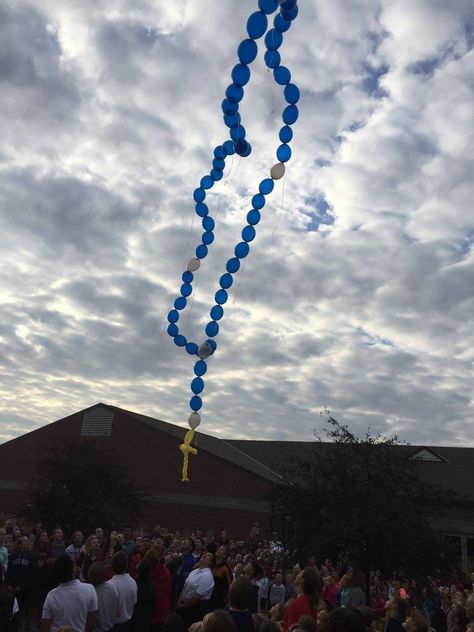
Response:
[180,567,214,601]
[94,581,120,632]
[42,579,98,632]
[108,574,137,623]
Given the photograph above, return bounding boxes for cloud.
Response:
[0,0,473,448]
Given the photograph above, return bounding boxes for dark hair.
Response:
[206,542,217,555]
[302,567,322,611]
[357,606,374,626]
[163,613,186,632]
[137,556,152,580]
[53,555,74,584]
[260,621,281,632]
[88,561,107,586]
[203,610,236,632]
[111,550,128,574]
[323,607,366,632]
[298,615,317,632]
[392,595,410,618]
[229,576,254,610]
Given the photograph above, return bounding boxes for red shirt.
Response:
[283,595,317,632]
[150,564,172,623]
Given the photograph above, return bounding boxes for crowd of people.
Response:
[0,519,473,632]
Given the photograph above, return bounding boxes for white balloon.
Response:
[187,258,201,272]
[198,342,213,359]
[270,162,285,180]
[188,412,201,429]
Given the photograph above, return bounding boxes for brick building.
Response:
[0,402,473,570]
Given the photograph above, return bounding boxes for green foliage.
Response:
[25,440,143,535]
[273,413,455,577]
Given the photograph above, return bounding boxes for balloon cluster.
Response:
[167,0,300,480]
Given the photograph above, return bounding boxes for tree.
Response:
[273,413,455,582]
[25,440,144,534]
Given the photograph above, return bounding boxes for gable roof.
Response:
[227,439,474,501]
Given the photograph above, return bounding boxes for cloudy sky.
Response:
[1,0,473,447]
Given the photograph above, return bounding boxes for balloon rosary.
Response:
[167,0,300,481]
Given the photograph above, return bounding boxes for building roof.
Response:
[227,439,474,501]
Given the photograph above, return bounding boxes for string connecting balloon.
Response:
[166,0,300,481]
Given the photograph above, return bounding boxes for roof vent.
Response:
[81,408,113,437]
[409,448,445,462]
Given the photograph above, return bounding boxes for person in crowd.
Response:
[283,567,322,632]
[103,534,122,582]
[66,532,84,571]
[88,561,120,632]
[79,536,105,584]
[122,529,135,559]
[322,575,338,610]
[269,573,285,608]
[108,551,137,631]
[0,573,19,631]
[49,530,66,562]
[385,595,410,632]
[243,561,261,615]
[6,535,37,631]
[145,549,172,632]
[163,612,186,632]
[256,565,271,614]
[130,557,154,632]
[319,606,366,632]
[228,576,256,632]
[0,529,8,580]
[402,610,429,632]
[202,609,236,632]
[176,540,196,597]
[177,551,215,628]
[40,555,97,632]
[347,571,366,608]
[193,541,204,566]
[211,546,233,610]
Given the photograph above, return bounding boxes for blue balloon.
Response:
[167,323,178,337]
[191,377,204,394]
[283,104,299,124]
[230,125,246,141]
[194,360,207,376]
[274,14,291,32]
[258,0,279,13]
[259,178,274,194]
[242,225,256,242]
[202,231,214,245]
[284,83,300,104]
[196,244,208,259]
[232,63,251,86]
[277,143,292,162]
[282,4,298,20]
[212,158,225,170]
[247,11,268,39]
[252,194,266,209]
[190,395,202,411]
[237,39,258,64]
[174,296,187,310]
[202,216,215,231]
[168,310,179,323]
[186,342,199,355]
[206,321,219,337]
[264,29,283,50]
[210,169,223,181]
[226,83,244,104]
[223,140,236,155]
[234,139,250,156]
[195,202,208,217]
[235,241,250,258]
[274,65,291,84]
[219,273,233,289]
[211,304,224,320]
[279,125,293,143]
[180,283,192,297]
[264,49,281,68]
[224,112,241,128]
[193,188,206,203]
[221,99,238,115]
[201,175,214,189]
[215,289,228,304]
[174,334,187,347]
[214,146,226,159]
[182,271,193,283]
[281,0,297,9]
[226,257,240,273]
[247,209,261,225]
[241,142,252,157]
